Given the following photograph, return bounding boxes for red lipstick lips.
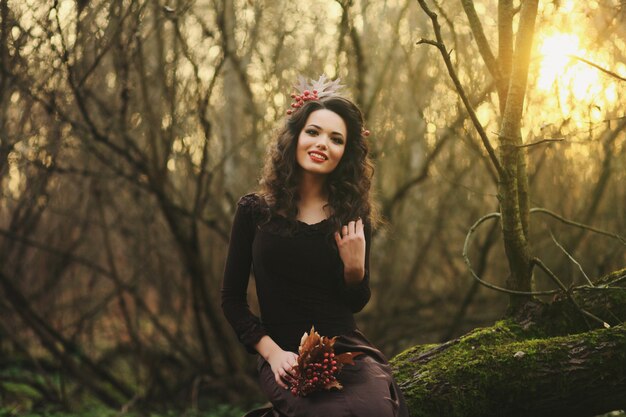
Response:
[308,151,327,162]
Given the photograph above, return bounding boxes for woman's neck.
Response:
[298,172,327,203]
[294,172,332,223]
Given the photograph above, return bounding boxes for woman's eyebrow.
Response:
[307,124,345,138]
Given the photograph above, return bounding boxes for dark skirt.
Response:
[245,330,409,417]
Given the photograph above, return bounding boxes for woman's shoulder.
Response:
[237,192,261,208]
[236,192,270,217]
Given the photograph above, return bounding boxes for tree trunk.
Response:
[391,268,626,417]
[496,0,538,312]
[427,0,540,312]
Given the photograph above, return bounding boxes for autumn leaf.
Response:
[289,326,363,397]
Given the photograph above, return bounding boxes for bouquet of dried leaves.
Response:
[289,326,363,397]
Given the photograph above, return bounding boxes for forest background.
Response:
[0,0,625,416]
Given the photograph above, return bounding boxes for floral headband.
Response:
[286,75,370,137]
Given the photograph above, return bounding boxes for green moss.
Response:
[394,272,626,416]
[391,322,626,417]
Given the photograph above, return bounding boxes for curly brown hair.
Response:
[258,96,380,236]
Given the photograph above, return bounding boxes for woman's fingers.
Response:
[269,350,300,389]
[338,219,363,237]
[275,371,288,389]
[339,219,364,237]
[290,353,299,369]
[275,357,298,389]
[356,218,363,234]
[276,369,291,388]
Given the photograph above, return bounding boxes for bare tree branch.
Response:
[549,229,593,287]
[416,0,504,177]
[459,0,504,92]
[531,208,626,246]
[569,54,626,82]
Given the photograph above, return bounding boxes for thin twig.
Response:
[464,210,625,299]
[569,55,626,82]
[493,134,565,148]
[416,38,439,48]
[531,208,626,246]
[609,273,626,286]
[516,138,564,148]
[578,271,626,289]
[577,284,626,291]
[459,0,502,86]
[532,258,610,328]
[531,257,573,292]
[549,229,593,286]
[416,0,505,178]
[463,212,559,295]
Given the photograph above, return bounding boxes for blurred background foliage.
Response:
[0,0,624,414]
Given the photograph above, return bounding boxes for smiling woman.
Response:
[221,76,408,417]
[296,109,347,177]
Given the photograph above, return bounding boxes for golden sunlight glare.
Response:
[537,33,602,102]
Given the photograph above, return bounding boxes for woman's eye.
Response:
[306,129,318,136]
[332,137,344,144]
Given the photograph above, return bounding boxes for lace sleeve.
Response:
[221,193,267,354]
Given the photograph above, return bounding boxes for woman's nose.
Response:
[315,135,328,149]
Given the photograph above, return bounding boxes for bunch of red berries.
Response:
[290,351,340,396]
[289,326,362,397]
[286,90,319,115]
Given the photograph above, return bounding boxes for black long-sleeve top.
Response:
[221,193,371,354]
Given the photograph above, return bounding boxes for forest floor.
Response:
[0,405,250,417]
[1,406,624,417]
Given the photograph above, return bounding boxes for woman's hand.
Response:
[266,348,299,389]
[334,218,366,286]
[255,335,298,389]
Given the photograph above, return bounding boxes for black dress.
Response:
[221,193,408,417]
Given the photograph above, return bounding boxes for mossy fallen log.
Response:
[391,268,626,417]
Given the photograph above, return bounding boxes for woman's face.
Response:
[296,109,347,177]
